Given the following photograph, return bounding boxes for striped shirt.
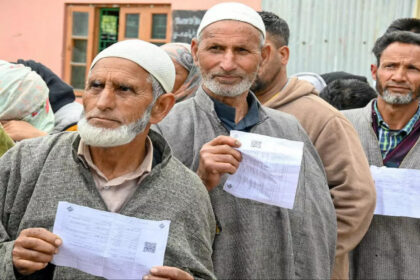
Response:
[374,100,420,159]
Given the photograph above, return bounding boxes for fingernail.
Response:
[235,140,241,146]
[55,239,62,246]
[150,267,158,273]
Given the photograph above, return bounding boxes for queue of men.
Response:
[0,2,419,280]
[250,11,375,279]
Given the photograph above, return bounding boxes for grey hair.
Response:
[147,74,166,102]
[372,31,420,66]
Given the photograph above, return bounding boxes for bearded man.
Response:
[251,12,376,279]
[153,2,337,279]
[343,31,420,279]
[0,40,216,280]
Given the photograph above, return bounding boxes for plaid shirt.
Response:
[374,100,420,159]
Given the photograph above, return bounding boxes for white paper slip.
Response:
[224,130,304,209]
[371,165,420,219]
[52,201,170,280]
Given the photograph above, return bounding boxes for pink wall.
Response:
[63,0,260,10]
[0,0,67,76]
[0,0,260,78]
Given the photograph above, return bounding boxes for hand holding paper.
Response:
[12,228,62,276]
[197,135,242,190]
[52,202,170,279]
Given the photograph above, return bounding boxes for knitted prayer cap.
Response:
[197,2,266,39]
[90,39,175,93]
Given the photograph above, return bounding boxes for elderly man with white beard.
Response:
[153,2,337,279]
[0,40,216,280]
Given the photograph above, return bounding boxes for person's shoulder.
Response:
[15,132,78,156]
[1,132,79,171]
[155,98,198,134]
[262,105,307,133]
[258,106,315,144]
[165,155,207,193]
[341,106,366,120]
[171,98,196,114]
[20,131,78,146]
[263,105,300,123]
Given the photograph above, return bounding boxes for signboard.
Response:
[171,10,206,43]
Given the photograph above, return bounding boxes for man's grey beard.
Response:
[77,104,153,148]
[381,89,416,105]
[201,71,257,97]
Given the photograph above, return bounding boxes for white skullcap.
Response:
[197,2,265,39]
[90,39,175,93]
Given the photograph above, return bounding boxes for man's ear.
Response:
[260,44,271,68]
[371,64,378,80]
[278,45,290,66]
[149,93,176,124]
[191,39,199,64]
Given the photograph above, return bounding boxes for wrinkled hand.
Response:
[1,120,47,141]
[13,228,62,276]
[143,266,193,280]
[197,135,242,191]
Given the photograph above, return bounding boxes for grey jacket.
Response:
[153,87,337,279]
[0,130,216,280]
[343,100,420,279]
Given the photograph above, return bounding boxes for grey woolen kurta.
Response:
[343,100,420,279]
[0,130,216,280]
[153,87,337,279]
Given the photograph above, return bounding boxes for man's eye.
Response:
[209,46,221,51]
[89,81,103,88]
[119,85,133,92]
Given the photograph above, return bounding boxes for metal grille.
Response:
[261,0,416,84]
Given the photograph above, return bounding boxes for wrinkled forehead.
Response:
[380,42,420,64]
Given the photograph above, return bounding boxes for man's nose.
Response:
[391,67,407,83]
[96,86,116,111]
[220,51,237,72]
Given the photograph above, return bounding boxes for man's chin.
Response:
[381,90,416,105]
[78,118,137,147]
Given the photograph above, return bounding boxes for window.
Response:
[64,6,95,93]
[152,14,167,39]
[98,8,119,52]
[64,4,171,95]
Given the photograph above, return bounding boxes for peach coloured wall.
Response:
[0,0,67,76]
[63,0,260,10]
[0,0,260,78]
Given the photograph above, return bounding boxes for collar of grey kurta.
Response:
[71,129,172,171]
[211,92,260,132]
[194,86,268,130]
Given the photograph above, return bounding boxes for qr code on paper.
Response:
[251,140,262,149]
[143,242,157,253]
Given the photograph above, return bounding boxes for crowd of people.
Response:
[0,2,419,280]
